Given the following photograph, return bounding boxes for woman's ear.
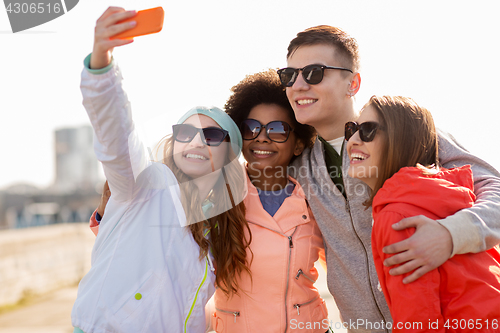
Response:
[294,139,305,156]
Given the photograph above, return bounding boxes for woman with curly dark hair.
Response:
[209,70,330,333]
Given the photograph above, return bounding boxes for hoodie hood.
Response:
[177,106,242,157]
[372,165,476,219]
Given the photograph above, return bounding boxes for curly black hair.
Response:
[225,69,316,149]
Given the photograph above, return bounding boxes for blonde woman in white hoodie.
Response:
[71,7,251,333]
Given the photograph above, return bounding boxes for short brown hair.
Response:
[287,25,360,72]
[225,69,316,150]
[365,95,439,206]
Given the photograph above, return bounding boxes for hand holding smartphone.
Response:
[111,7,164,40]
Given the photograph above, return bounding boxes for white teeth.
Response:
[185,153,208,160]
[351,153,368,161]
[253,150,274,155]
[297,99,316,105]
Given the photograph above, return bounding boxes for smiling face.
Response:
[173,114,229,179]
[346,105,386,190]
[286,44,357,139]
[243,104,304,175]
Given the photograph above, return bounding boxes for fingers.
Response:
[91,8,136,69]
[383,247,412,266]
[387,257,422,275]
[96,7,137,28]
[97,193,110,217]
[102,181,111,199]
[382,216,453,283]
[391,215,425,230]
[99,9,136,32]
[99,11,137,39]
[94,9,136,44]
[387,259,432,284]
[400,265,430,284]
[384,215,431,254]
[383,238,410,255]
[96,181,111,217]
[96,6,126,23]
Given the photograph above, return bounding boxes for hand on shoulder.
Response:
[382,215,453,284]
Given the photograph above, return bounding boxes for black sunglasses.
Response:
[172,124,228,146]
[277,64,353,87]
[345,121,383,142]
[240,119,293,143]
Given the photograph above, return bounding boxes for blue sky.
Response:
[1,0,499,189]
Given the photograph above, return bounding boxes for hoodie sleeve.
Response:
[437,130,500,256]
[372,210,445,333]
[81,59,151,203]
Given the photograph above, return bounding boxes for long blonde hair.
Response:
[155,134,252,296]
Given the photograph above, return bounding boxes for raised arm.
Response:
[82,7,151,203]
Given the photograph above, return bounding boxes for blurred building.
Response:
[0,125,103,229]
[54,126,100,193]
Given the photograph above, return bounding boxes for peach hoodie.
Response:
[89,174,328,332]
[211,174,328,333]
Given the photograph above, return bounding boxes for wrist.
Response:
[90,50,111,69]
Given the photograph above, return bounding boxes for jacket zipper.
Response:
[295,269,315,283]
[184,258,208,333]
[247,222,298,333]
[345,196,389,332]
[331,141,388,331]
[339,140,389,330]
[215,307,240,323]
[283,228,297,333]
[293,295,319,315]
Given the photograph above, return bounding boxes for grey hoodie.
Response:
[289,130,500,332]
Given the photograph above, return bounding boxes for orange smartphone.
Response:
[111,7,164,40]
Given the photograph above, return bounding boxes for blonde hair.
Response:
[154,134,252,296]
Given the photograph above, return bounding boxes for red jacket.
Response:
[372,165,500,333]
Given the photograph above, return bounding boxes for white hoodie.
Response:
[71,63,215,333]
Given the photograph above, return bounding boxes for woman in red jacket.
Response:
[345,95,500,332]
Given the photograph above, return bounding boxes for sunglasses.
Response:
[172,124,228,146]
[277,64,353,87]
[240,119,293,143]
[344,121,383,142]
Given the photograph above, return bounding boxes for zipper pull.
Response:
[288,236,293,248]
[295,269,303,280]
[294,304,300,315]
[233,312,239,323]
[206,255,215,272]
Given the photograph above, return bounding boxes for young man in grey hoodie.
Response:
[282,25,500,332]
